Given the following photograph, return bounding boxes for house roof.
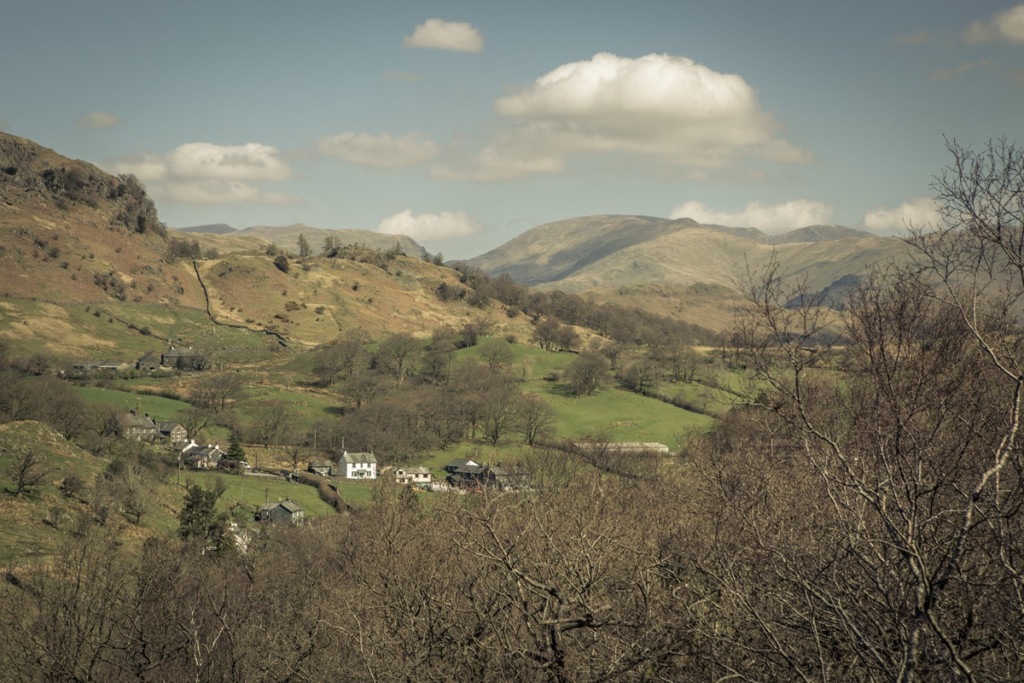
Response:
[124,412,157,429]
[445,458,478,469]
[156,421,183,432]
[454,465,486,475]
[183,444,224,458]
[262,500,303,513]
[395,466,430,476]
[342,451,376,464]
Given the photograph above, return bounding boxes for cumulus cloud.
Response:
[318,132,440,168]
[107,142,296,205]
[862,197,940,233]
[77,112,124,129]
[377,210,480,240]
[669,199,835,232]
[401,18,483,52]
[165,142,291,180]
[930,60,992,81]
[436,52,811,180]
[965,4,1024,43]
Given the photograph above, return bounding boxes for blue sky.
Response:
[3,1,1023,258]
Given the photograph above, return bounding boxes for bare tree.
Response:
[376,332,421,387]
[516,393,556,446]
[5,443,49,496]
[249,399,296,448]
[479,338,515,370]
[191,373,244,412]
[683,139,1024,680]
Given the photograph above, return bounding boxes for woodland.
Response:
[0,139,1023,681]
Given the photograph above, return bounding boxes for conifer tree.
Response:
[226,432,246,463]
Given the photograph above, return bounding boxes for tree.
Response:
[273,254,289,273]
[312,336,365,386]
[479,339,515,370]
[191,373,244,412]
[225,432,247,463]
[249,400,295,467]
[480,374,521,445]
[619,357,660,396]
[297,232,311,261]
[178,481,227,546]
[516,394,556,446]
[532,318,562,351]
[179,406,212,441]
[683,138,1024,680]
[565,351,608,396]
[5,443,49,496]
[376,332,421,387]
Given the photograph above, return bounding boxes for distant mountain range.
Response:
[464,214,906,295]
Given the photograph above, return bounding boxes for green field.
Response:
[173,470,338,518]
[72,384,193,420]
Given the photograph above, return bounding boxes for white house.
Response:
[393,466,431,486]
[339,451,377,479]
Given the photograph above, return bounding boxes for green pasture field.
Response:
[175,470,337,518]
[72,384,193,420]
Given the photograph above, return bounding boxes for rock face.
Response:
[0,131,165,238]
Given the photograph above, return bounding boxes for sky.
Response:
[2,1,1024,259]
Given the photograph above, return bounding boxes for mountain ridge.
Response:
[465,214,906,294]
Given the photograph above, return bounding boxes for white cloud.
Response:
[401,18,483,52]
[377,210,480,240]
[965,4,1024,43]
[165,142,291,180]
[318,132,439,168]
[929,60,992,81]
[437,52,811,180]
[670,199,835,232]
[110,154,168,182]
[430,143,564,181]
[107,142,295,205]
[77,112,124,129]
[861,197,940,233]
[153,181,300,206]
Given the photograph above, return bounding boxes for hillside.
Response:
[241,224,427,260]
[173,223,428,260]
[0,132,524,358]
[467,214,907,294]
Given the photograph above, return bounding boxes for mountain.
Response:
[466,214,907,295]
[174,223,237,234]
